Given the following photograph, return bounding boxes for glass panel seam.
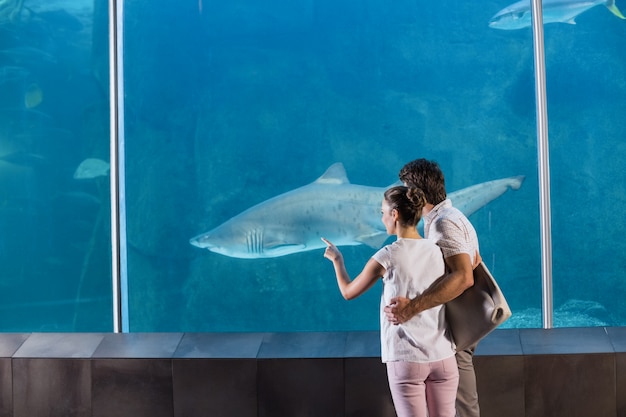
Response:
[531,0,553,329]
[109,0,129,333]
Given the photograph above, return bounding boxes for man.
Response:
[383,158,481,417]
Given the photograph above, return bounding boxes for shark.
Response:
[190,163,524,259]
[489,0,625,30]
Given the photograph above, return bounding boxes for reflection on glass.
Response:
[0,0,111,331]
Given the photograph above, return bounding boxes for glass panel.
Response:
[541,6,626,327]
[0,0,111,331]
[124,0,543,332]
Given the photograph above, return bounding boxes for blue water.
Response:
[1,0,625,332]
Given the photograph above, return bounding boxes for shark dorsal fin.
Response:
[315,163,350,185]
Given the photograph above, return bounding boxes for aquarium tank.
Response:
[0,0,625,332]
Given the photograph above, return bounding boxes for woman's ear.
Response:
[392,208,399,222]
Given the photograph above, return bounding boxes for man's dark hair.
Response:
[398,159,447,205]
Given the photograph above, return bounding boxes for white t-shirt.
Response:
[372,238,456,363]
[423,199,479,263]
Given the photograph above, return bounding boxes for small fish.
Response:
[489,0,626,30]
[73,158,110,179]
[24,83,43,108]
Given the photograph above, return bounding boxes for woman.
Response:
[322,185,458,417]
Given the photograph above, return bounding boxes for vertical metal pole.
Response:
[109,0,129,332]
[530,0,553,329]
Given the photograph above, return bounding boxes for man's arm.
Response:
[384,252,476,324]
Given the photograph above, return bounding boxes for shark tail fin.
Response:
[509,175,525,190]
[606,0,626,19]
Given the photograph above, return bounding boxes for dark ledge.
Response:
[2,328,625,417]
[1,327,626,359]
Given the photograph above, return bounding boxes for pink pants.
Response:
[386,356,459,417]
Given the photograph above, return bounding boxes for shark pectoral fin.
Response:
[264,241,306,256]
[356,232,389,249]
[264,239,304,250]
[267,243,305,249]
[607,0,626,19]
